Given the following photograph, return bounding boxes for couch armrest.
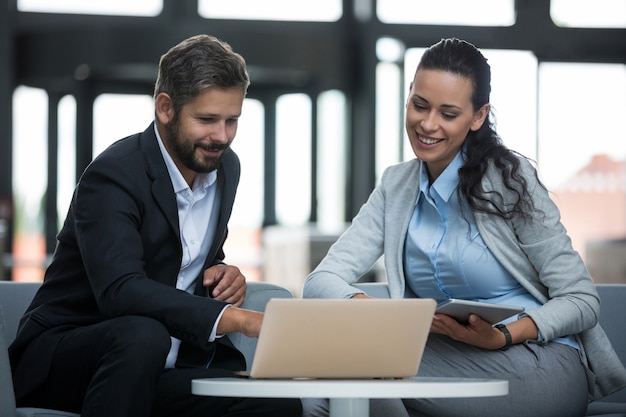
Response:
[352,282,390,299]
[229,281,294,371]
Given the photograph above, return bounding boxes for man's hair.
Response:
[154,34,250,115]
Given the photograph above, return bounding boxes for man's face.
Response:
[161,86,244,185]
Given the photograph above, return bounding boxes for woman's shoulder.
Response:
[484,152,540,185]
[381,158,421,181]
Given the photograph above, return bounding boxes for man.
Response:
[9,34,302,417]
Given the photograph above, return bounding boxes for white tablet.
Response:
[436,299,524,324]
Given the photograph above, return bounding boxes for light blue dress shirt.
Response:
[404,151,578,349]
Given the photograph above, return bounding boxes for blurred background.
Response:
[1,0,625,295]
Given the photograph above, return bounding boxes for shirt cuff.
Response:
[209,304,231,342]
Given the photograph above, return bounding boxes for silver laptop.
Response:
[248,298,436,379]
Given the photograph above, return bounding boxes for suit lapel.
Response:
[140,123,180,239]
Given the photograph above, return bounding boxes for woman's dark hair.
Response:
[417,38,542,221]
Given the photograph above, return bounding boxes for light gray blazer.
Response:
[303,157,626,401]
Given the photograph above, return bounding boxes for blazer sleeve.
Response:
[303,168,389,299]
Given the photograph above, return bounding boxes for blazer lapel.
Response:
[140,123,180,239]
[213,149,240,250]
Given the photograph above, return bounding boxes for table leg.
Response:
[329,398,369,417]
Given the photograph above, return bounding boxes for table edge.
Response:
[191,377,509,399]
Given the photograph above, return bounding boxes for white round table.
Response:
[192,376,508,417]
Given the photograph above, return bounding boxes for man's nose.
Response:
[209,121,229,143]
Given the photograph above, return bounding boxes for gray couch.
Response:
[0,280,293,417]
[2,281,624,417]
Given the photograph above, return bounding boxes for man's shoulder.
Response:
[90,126,156,169]
[100,125,155,158]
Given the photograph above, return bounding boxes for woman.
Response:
[302,38,626,417]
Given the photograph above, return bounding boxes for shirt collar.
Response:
[154,123,217,194]
[419,151,464,203]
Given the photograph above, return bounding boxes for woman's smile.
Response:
[418,134,444,145]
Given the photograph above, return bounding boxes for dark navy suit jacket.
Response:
[9,123,245,398]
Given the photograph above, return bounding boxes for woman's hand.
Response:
[430,313,509,350]
[350,293,374,300]
[431,313,540,350]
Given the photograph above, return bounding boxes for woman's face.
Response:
[405,69,489,181]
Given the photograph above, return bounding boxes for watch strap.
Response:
[494,324,512,350]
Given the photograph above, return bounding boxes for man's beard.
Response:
[163,119,228,173]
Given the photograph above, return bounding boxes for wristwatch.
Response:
[494,324,512,350]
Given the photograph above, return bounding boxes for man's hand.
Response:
[203,264,246,307]
[217,307,263,338]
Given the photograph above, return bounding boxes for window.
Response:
[93,94,153,158]
[18,0,162,16]
[224,99,265,281]
[12,86,48,281]
[58,95,76,226]
[317,90,347,233]
[551,0,626,28]
[376,61,403,181]
[537,62,626,280]
[230,99,265,229]
[377,0,515,26]
[275,94,312,225]
[199,0,341,21]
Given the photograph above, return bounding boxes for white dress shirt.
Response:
[154,125,228,368]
